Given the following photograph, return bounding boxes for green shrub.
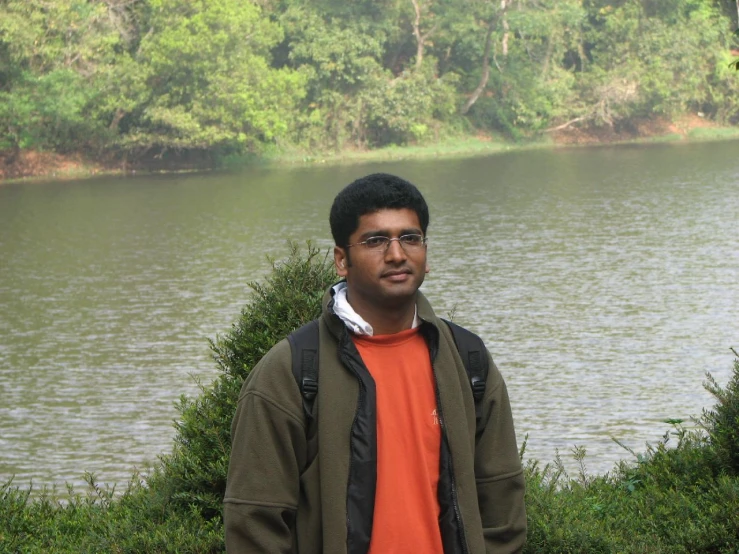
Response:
[0,70,108,153]
[0,473,222,553]
[703,356,739,475]
[147,243,336,519]
[523,354,739,554]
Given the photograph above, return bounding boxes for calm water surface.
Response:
[1,142,738,489]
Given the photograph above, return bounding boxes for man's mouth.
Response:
[382,269,412,281]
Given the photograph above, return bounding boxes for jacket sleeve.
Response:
[223,344,307,554]
[475,354,527,554]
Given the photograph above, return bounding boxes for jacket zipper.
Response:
[340,322,467,554]
[341,330,366,554]
[433,360,470,554]
[346,377,364,550]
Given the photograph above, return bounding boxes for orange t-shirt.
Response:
[352,327,444,554]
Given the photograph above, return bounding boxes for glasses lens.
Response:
[400,234,424,247]
[364,236,390,249]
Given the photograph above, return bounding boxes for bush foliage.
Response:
[1,245,738,553]
[2,0,739,160]
[148,243,337,520]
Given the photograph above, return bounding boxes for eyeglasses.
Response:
[346,234,428,252]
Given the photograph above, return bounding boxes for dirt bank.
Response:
[1,115,735,183]
[549,114,720,145]
[0,150,110,182]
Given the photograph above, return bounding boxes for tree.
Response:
[110,0,306,155]
[0,0,125,152]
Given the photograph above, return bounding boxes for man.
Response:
[224,173,526,553]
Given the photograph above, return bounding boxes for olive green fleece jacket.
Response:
[224,289,526,553]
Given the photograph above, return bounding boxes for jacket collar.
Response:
[322,281,440,341]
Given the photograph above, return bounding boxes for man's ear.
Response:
[334,246,348,277]
[425,262,430,274]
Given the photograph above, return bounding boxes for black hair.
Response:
[329,173,430,248]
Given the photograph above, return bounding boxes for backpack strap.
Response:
[442,319,489,427]
[287,319,320,421]
[288,318,489,430]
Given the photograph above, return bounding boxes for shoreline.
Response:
[3,119,739,184]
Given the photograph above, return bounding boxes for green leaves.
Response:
[0,69,107,152]
[523,352,739,553]
[0,1,125,152]
[703,357,739,475]
[115,0,305,153]
[2,0,739,163]
[151,243,336,519]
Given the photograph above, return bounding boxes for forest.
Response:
[1,0,739,169]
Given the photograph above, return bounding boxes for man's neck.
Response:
[346,293,417,335]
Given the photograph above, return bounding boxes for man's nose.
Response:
[384,238,408,261]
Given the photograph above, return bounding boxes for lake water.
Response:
[1,141,737,490]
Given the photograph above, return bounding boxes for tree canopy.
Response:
[1,0,738,161]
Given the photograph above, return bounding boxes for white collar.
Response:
[331,282,420,336]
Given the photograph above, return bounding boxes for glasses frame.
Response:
[345,233,428,252]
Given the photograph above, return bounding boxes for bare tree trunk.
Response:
[461,18,495,115]
[578,42,587,72]
[543,116,588,133]
[411,0,424,69]
[501,0,510,57]
[541,35,553,77]
[410,0,437,70]
[353,98,364,149]
[461,0,513,115]
[109,108,126,131]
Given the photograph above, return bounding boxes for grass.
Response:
[687,126,739,140]
[269,136,528,166]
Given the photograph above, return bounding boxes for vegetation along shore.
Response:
[1,245,738,553]
[3,0,739,182]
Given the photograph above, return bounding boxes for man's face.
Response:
[334,208,429,310]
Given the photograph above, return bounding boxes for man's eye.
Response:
[364,237,388,248]
[400,234,423,245]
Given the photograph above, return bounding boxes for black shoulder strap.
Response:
[287,319,320,420]
[442,319,489,425]
[288,318,489,428]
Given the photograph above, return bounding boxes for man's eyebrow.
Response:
[359,228,423,240]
